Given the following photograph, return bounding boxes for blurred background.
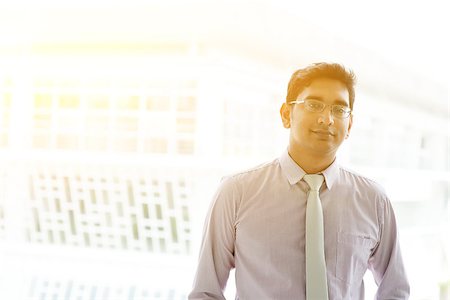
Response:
[0,1,448,299]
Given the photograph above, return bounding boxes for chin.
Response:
[311,143,339,155]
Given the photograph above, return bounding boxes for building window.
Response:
[144,138,168,154]
[146,96,170,111]
[176,139,194,154]
[176,96,196,112]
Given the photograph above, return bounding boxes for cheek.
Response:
[291,110,312,127]
[291,118,309,135]
[345,127,351,138]
[339,123,351,138]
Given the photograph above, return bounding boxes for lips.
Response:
[312,129,334,136]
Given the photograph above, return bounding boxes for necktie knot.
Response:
[303,174,324,191]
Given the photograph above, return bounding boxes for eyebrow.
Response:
[304,96,349,106]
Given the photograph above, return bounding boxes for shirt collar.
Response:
[279,148,339,189]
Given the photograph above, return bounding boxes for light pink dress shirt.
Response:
[189,150,410,299]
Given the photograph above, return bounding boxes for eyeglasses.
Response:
[288,99,352,119]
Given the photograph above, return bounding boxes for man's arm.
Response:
[188,177,239,300]
[369,196,410,299]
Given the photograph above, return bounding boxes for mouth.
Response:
[311,129,334,136]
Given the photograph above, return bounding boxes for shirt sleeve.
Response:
[188,176,239,300]
[369,195,410,299]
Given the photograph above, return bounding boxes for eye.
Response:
[333,105,350,117]
[306,100,323,110]
[334,106,346,114]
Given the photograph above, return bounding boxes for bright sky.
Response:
[0,0,448,88]
[282,0,449,87]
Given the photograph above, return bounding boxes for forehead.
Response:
[298,78,350,105]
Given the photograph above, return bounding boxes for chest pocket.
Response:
[336,232,377,284]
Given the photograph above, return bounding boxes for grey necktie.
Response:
[303,174,328,300]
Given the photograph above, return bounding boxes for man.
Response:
[189,62,410,299]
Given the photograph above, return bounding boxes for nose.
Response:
[317,106,334,125]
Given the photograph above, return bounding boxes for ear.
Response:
[345,114,353,139]
[280,103,291,128]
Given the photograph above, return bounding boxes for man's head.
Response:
[286,62,356,109]
[280,62,356,162]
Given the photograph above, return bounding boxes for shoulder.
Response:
[225,158,279,180]
[338,165,388,200]
[219,158,281,191]
[210,158,280,209]
[337,166,394,224]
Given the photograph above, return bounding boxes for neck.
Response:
[288,145,336,174]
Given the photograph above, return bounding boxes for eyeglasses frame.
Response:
[288,99,352,119]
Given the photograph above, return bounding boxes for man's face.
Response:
[280,78,353,157]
